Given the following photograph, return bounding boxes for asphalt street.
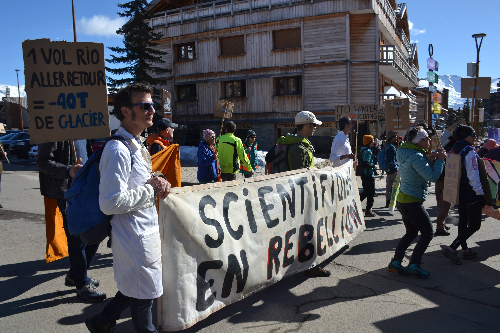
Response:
[1,159,500,332]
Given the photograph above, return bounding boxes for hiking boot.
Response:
[364,210,376,217]
[434,229,450,236]
[304,267,331,278]
[385,200,390,208]
[462,248,478,259]
[85,314,116,333]
[65,272,100,288]
[387,261,407,275]
[406,264,430,279]
[441,245,462,265]
[77,282,107,302]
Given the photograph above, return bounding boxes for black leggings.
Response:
[393,202,434,265]
[450,200,483,250]
[359,174,375,210]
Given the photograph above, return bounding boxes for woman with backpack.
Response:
[387,126,446,279]
[358,135,376,217]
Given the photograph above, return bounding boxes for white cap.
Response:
[295,111,322,125]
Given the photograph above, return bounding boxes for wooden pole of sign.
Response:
[72,0,77,42]
[0,143,10,164]
[354,118,359,159]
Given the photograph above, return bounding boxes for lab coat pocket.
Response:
[140,226,161,266]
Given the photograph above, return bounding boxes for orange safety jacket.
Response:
[147,134,171,155]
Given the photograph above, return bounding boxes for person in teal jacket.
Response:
[387,126,446,279]
[240,130,258,178]
[359,135,376,217]
[218,121,253,181]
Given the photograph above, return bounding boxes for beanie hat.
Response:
[454,125,475,141]
[246,130,256,139]
[363,135,374,145]
[386,131,397,141]
[202,129,215,141]
[484,139,498,150]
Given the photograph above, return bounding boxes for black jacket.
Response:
[37,142,74,200]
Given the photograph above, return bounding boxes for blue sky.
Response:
[1,0,498,89]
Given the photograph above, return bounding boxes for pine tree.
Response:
[106,0,171,93]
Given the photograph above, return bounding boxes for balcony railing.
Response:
[380,45,418,87]
[376,0,396,29]
[396,28,410,55]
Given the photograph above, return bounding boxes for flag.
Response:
[151,144,182,188]
[44,197,68,263]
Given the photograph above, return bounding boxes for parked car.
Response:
[2,132,29,151]
[0,132,20,143]
[28,145,38,159]
[10,134,32,158]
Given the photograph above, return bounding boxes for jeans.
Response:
[58,200,99,289]
[359,174,375,210]
[385,172,397,201]
[102,291,157,333]
[393,202,434,265]
[450,200,483,250]
[221,173,237,182]
[434,179,451,229]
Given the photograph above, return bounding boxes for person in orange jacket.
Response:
[147,118,178,155]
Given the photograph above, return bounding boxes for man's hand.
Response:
[69,158,83,178]
[437,148,447,160]
[341,153,355,160]
[147,177,171,199]
[353,159,358,167]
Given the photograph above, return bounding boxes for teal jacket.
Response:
[396,142,445,201]
[240,140,258,175]
[277,134,314,170]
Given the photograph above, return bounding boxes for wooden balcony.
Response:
[396,28,410,55]
[379,45,418,87]
[376,0,396,29]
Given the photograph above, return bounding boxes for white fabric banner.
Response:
[158,164,365,331]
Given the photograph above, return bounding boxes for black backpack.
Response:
[265,142,306,174]
[355,147,367,176]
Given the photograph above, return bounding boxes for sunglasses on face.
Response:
[131,101,156,111]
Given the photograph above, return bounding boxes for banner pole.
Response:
[355,118,359,159]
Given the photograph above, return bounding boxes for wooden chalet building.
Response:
[145,0,419,150]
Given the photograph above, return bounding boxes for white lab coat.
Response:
[329,131,352,168]
[99,126,162,299]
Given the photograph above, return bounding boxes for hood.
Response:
[396,142,427,164]
[146,133,160,145]
[451,140,471,155]
[277,134,311,147]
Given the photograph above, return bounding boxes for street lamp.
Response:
[471,33,486,132]
[14,69,24,132]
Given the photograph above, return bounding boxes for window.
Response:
[177,84,197,101]
[176,43,195,61]
[220,35,245,56]
[276,77,301,96]
[273,28,301,50]
[224,81,246,98]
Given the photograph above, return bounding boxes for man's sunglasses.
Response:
[131,102,156,111]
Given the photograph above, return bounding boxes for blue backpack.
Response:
[64,136,134,245]
[377,146,388,171]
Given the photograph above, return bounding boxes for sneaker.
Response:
[406,264,430,279]
[462,248,478,259]
[441,245,462,265]
[364,210,377,217]
[387,261,407,275]
[434,229,450,236]
[65,272,100,288]
[77,282,107,302]
[304,267,331,278]
[85,314,116,333]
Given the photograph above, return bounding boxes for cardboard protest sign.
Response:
[461,77,492,99]
[161,89,172,121]
[158,164,365,330]
[214,100,234,118]
[335,104,378,121]
[384,99,410,131]
[443,153,461,205]
[22,39,110,144]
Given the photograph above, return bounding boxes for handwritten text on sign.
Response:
[335,105,379,121]
[159,165,365,330]
[22,40,110,143]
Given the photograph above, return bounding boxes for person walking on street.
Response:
[218,121,253,181]
[442,125,486,265]
[359,135,376,217]
[240,130,258,178]
[329,116,356,167]
[197,129,221,184]
[387,126,446,279]
[147,118,178,155]
[85,83,171,333]
[384,131,399,208]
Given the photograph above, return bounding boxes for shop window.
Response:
[275,77,302,96]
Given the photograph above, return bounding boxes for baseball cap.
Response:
[157,118,178,131]
[295,111,322,125]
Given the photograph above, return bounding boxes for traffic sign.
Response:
[427,71,439,84]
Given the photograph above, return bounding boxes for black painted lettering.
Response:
[27,48,37,64]
[276,179,295,222]
[298,225,314,263]
[320,174,328,208]
[221,250,249,298]
[283,228,296,268]
[294,177,308,215]
[267,236,282,279]
[312,175,318,211]
[317,218,326,256]
[196,260,223,312]
[242,188,257,233]
[258,186,279,228]
[223,192,243,240]
[62,49,72,65]
[40,48,52,64]
[199,195,224,248]
[34,116,44,129]
[331,212,339,244]
[31,72,40,88]
[91,49,99,64]
[76,49,86,65]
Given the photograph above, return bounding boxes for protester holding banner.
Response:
[218,121,253,181]
[240,130,258,178]
[359,135,377,217]
[37,142,106,302]
[86,83,171,333]
[147,118,178,155]
[441,125,485,265]
[387,126,446,279]
[384,131,399,208]
[329,116,356,167]
[197,129,221,184]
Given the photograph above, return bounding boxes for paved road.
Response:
[1,162,500,332]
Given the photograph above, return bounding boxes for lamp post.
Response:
[471,33,486,132]
[14,69,24,132]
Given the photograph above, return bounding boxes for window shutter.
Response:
[273,28,301,50]
[221,36,245,55]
